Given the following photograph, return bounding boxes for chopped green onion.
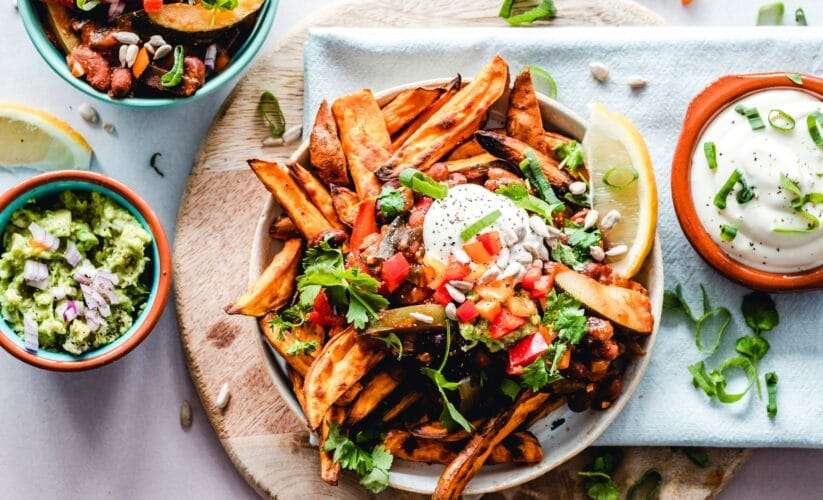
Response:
[713,169,743,209]
[795,7,807,25]
[787,73,803,85]
[703,142,718,170]
[498,0,514,18]
[528,65,557,99]
[808,111,823,150]
[805,192,823,204]
[736,176,756,204]
[76,0,99,10]
[774,173,821,233]
[773,209,820,234]
[713,356,760,403]
[602,166,639,189]
[720,224,738,242]
[398,168,448,200]
[503,0,557,26]
[519,150,562,205]
[768,109,795,131]
[779,173,803,208]
[460,210,502,241]
[735,104,765,130]
[756,2,785,25]
[160,46,185,88]
[765,372,778,418]
[259,91,286,138]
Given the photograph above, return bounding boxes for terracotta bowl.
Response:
[671,73,823,292]
[249,79,664,495]
[0,171,172,371]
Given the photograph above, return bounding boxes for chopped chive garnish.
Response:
[528,65,557,99]
[735,104,765,130]
[703,142,718,170]
[795,7,807,25]
[720,224,738,242]
[460,210,502,241]
[766,372,778,418]
[398,168,448,200]
[786,73,803,85]
[713,169,744,209]
[773,209,820,234]
[602,166,639,188]
[808,111,823,150]
[768,109,795,131]
[757,2,785,25]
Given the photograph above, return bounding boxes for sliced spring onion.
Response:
[713,169,742,209]
[503,0,557,26]
[713,356,760,403]
[160,46,185,88]
[498,0,514,18]
[76,0,99,11]
[805,192,823,204]
[766,372,778,418]
[720,224,738,242]
[399,168,448,200]
[779,173,803,208]
[773,208,820,234]
[258,91,286,138]
[795,7,807,25]
[460,210,501,242]
[519,150,562,205]
[768,109,795,131]
[735,104,765,130]
[786,73,803,85]
[602,166,639,189]
[808,111,823,150]
[756,2,784,25]
[528,65,557,99]
[703,141,718,170]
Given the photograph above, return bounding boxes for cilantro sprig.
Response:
[285,339,318,356]
[376,187,406,220]
[554,140,585,175]
[322,423,393,493]
[420,322,474,432]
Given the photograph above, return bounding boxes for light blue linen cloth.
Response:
[304,26,823,447]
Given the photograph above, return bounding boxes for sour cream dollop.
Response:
[690,89,823,273]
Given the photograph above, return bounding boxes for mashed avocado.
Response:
[0,191,152,355]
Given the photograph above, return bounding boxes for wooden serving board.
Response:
[173,0,750,497]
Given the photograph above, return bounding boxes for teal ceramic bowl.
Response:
[17,0,278,108]
[0,171,172,371]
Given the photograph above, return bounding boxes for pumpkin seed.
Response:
[627,76,647,90]
[180,400,192,428]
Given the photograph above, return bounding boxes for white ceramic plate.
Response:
[250,78,664,495]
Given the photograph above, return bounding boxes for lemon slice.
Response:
[583,102,657,278]
[0,103,92,171]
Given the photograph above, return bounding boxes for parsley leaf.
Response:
[741,291,778,334]
[323,424,393,493]
[555,140,585,174]
[377,332,403,360]
[359,445,393,493]
[377,187,406,220]
[269,302,310,338]
[579,452,620,500]
[285,339,318,356]
[735,335,770,363]
[555,303,587,344]
[520,356,562,391]
[297,261,388,329]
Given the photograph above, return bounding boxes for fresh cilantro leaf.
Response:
[543,290,582,325]
[556,306,587,344]
[377,187,406,220]
[735,335,770,363]
[269,302,310,338]
[555,140,585,174]
[323,424,393,493]
[579,474,620,500]
[302,235,343,271]
[551,243,583,269]
[499,378,522,400]
[421,367,462,391]
[285,339,318,356]
[377,332,403,360]
[359,445,393,493]
[298,265,388,329]
[591,452,617,474]
[626,469,662,500]
[421,322,474,433]
[520,356,562,391]
[565,225,602,261]
[496,183,563,219]
[741,291,779,334]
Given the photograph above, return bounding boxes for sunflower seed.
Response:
[180,400,192,428]
[448,280,473,292]
[569,181,587,196]
[117,45,128,67]
[148,35,166,48]
[78,103,98,124]
[546,224,564,238]
[282,125,303,145]
[590,246,605,261]
[495,246,510,270]
[262,136,284,147]
[125,44,138,68]
[153,43,172,61]
[600,209,621,230]
[70,60,85,77]
[605,244,628,257]
[502,227,518,246]
[216,382,231,410]
[479,265,500,283]
[497,261,523,281]
[409,312,434,324]
[445,302,458,321]
[627,76,647,90]
[452,247,471,265]
[112,31,139,45]
[512,250,533,265]
[444,283,466,304]
[103,122,116,135]
[589,62,609,82]
[583,210,599,230]
[145,43,155,56]
[529,216,550,238]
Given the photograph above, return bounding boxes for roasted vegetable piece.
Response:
[363,304,446,337]
[145,0,265,39]
[288,368,307,412]
[433,390,550,499]
[44,0,80,54]
[225,238,302,316]
[347,368,402,424]
[287,161,346,230]
[269,215,299,240]
[332,90,392,199]
[390,75,462,152]
[335,381,364,406]
[303,328,385,429]
[409,420,476,442]
[554,268,653,333]
[447,138,487,161]
[377,55,509,180]
[382,87,443,134]
[507,68,550,154]
[310,100,350,186]
[381,391,422,422]
[384,430,543,465]
[320,406,346,485]
[475,130,572,190]
[248,160,343,245]
[427,153,507,179]
[260,317,324,377]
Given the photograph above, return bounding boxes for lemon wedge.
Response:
[583,102,657,278]
[0,103,92,171]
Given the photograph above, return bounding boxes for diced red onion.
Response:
[97,300,111,318]
[23,260,48,282]
[204,44,217,72]
[56,299,82,323]
[84,308,103,332]
[108,0,126,20]
[28,223,59,252]
[26,278,49,290]
[81,284,105,310]
[96,268,120,286]
[74,261,97,285]
[63,242,82,267]
[23,313,38,352]
[51,285,71,301]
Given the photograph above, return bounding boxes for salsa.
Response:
[0,191,153,354]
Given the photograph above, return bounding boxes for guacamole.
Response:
[0,191,153,355]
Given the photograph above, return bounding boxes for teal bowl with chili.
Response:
[17,0,278,108]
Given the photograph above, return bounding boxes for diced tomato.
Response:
[432,261,469,290]
[462,240,493,264]
[349,198,378,250]
[307,290,340,327]
[381,253,410,293]
[456,300,479,323]
[505,294,537,318]
[477,231,502,256]
[489,308,526,339]
[143,0,162,12]
[475,299,502,322]
[520,265,542,290]
[408,196,433,228]
[432,287,452,305]
[506,332,549,374]
[529,274,554,299]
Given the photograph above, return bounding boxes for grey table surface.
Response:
[0,0,820,498]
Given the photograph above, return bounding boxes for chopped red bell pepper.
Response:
[143,0,162,13]
[529,274,554,299]
[349,198,378,250]
[382,253,410,293]
[506,332,549,374]
[432,261,470,303]
[432,287,452,305]
[477,231,502,256]
[306,290,340,327]
[489,308,526,339]
[520,265,543,290]
[456,300,479,323]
